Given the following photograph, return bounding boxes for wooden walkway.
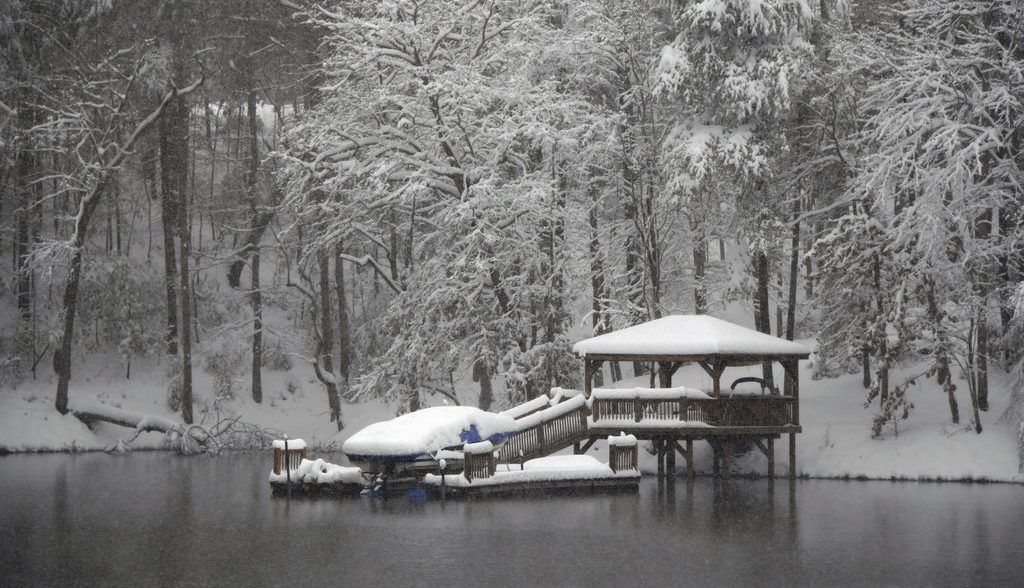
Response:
[496,388,799,479]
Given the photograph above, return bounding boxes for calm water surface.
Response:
[1,453,1022,586]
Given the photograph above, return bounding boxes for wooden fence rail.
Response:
[496,404,589,463]
[609,444,638,473]
[590,396,795,428]
[463,450,496,482]
[272,447,308,475]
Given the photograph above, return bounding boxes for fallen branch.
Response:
[69,400,218,454]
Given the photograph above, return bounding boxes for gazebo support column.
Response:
[698,359,726,397]
[755,438,775,486]
[656,362,681,479]
[656,440,664,478]
[584,359,604,398]
[663,440,671,477]
[686,439,694,481]
[711,443,720,478]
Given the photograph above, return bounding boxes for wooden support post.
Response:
[789,432,796,479]
[577,437,597,454]
[699,359,727,398]
[666,438,676,476]
[768,437,775,481]
[656,440,665,478]
[712,443,720,478]
[686,439,694,482]
[584,359,603,399]
[721,443,729,479]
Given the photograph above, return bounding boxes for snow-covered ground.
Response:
[0,352,393,453]
[1,339,1020,483]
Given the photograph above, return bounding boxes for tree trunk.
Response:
[246,71,262,404]
[319,253,341,429]
[53,80,200,414]
[251,247,263,403]
[693,224,707,315]
[785,203,800,394]
[786,215,799,340]
[177,189,194,425]
[928,272,959,424]
[587,175,612,387]
[755,250,774,389]
[871,252,887,406]
[862,347,871,389]
[967,320,983,434]
[159,98,180,356]
[335,243,351,386]
[474,360,493,411]
[976,306,989,412]
[165,87,194,425]
[622,167,646,378]
[54,244,87,415]
[15,109,33,320]
[972,207,992,411]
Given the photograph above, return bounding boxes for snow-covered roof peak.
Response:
[572,314,811,359]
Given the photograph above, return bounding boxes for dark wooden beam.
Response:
[686,439,694,482]
[583,359,603,398]
[789,433,796,479]
[575,352,810,363]
[575,438,597,454]
[587,425,801,437]
[698,359,727,397]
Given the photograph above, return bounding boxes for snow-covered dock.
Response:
[422,435,640,498]
[269,438,365,497]
[269,457,366,497]
[271,314,811,500]
[573,314,810,480]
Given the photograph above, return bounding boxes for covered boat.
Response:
[342,406,518,474]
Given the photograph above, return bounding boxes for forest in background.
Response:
[1,1,1023,462]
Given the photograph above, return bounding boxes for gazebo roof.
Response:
[572,315,811,361]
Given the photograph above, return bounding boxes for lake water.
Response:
[1,453,1022,586]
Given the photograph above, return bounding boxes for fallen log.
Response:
[69,400,218,454]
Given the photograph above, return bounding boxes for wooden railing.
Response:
[716,396,795,427]
[497,402,590,463]
[273,446,308,475]
[463,450,496,482]
[590,396,795,428]
[609,443,638,473]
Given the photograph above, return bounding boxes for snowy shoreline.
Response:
[3,352,1020,484]
[2,446,1019,486]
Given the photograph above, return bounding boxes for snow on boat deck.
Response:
[342,406,517,461]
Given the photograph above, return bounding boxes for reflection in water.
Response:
[2,453,1024,586]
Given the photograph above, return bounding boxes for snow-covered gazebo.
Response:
[572,315,811,479]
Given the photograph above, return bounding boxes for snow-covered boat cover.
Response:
[572,314,811,358]
[342,406,517,461]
